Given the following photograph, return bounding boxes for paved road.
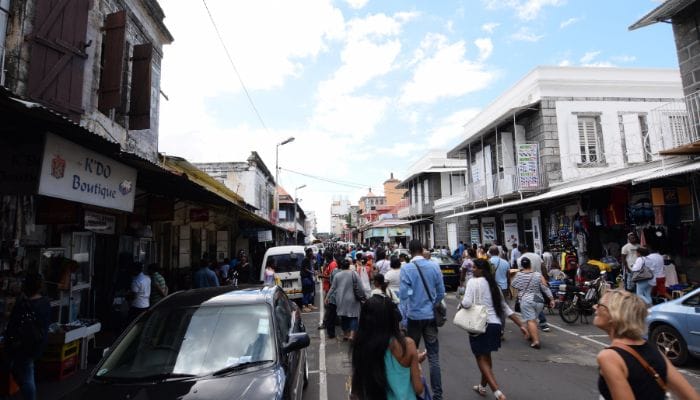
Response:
[302,286,700,400]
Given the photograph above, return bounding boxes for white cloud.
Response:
[345,0,369,9]
[558,59,571,66]
[483,0,564,21]
[582,61,616,68]
[474,38,493,61]
[481,22,500,33]
[426,108,482,148]
[511,27,544,42]
[611,55,636,63]
[560,17,580,28]
[400,34,495,105]
[579,51,601,64]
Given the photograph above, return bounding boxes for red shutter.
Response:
[26,0,90,120]
[128,43,152,130]
[98,10,126,113]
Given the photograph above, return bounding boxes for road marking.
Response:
[308,370,319,374]
[318,284,328,400]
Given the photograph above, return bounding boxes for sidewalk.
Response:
[6,363,94,400]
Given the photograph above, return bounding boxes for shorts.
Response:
[520,300,544,321]
[655,277,667,297]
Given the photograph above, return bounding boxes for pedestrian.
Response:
[647,247,670,300]
[326,259,363,341]
[356,255,372,298]
[318,251,338,331]
[218,258,231,285]
[399,253,409,266]
[630,247,654,305]
[350,295,426,400]
[511,257,554,349]
[509,243,521,268]
[263,259,276,286]
[2,273,51,400]
[301,248,317,313]
[459,247,476,296]
[376,248,391,275]
[476,246,488,260]
[371,273,399,304]
[462,259,529,400]
[147,263,168,306]
[127,262,150,323]
[238,255,251,284]
[594,289,699,400]
[384,255,402,298]
[517,245,550,331]
[489,246,510,299]
[620,232,640,291]
[399,239,445,399]
[193,260,219,288]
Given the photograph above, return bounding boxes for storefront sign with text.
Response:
[38,133,136,212]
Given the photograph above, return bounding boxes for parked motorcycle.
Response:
[559,271,609,324]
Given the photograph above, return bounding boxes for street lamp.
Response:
[294,184,306,244]
[274,137,295,245]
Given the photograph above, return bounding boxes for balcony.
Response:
[468,172,541,203]
[649,94,700,155]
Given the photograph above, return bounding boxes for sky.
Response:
[157,0,677,233]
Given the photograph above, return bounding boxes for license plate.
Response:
[282,280,295,288]
[442,269,454,274]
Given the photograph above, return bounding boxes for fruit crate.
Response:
[38,354,78,381]
[41,340,79,362]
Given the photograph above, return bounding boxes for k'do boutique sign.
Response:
[38,133,137,212]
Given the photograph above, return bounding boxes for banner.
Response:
[517,143,540,190]
[503,214,519,250]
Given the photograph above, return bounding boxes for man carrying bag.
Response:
[400,240,446,400]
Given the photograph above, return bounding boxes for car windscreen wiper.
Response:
[211,360,274,376]
[93,372,196,383]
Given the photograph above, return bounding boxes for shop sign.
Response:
[517,143,540,190]
[189,208,209,222]
[38,133,136,212]
[469,219,480,245]
[503,214,519,249]
[84,211,116,234]
[387,227,410,237]
[258,230,273,242]
[481,217,496,245]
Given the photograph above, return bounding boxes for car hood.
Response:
[63,367,284,400]
[649,298,684,315]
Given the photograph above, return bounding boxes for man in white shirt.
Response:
[646,249,668,299]
[621,233,640,291]
[128,262,151,323]
[376,250,392,275]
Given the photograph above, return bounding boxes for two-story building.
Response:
[433,66,698,266]
[397,151,466,250]
[277,186,306,245]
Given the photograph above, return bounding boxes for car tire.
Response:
[651,324,688,366]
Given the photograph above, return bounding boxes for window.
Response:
[578,116,604,164]
[450,173,465,195]
[495,142,504,178]
[423,180,429,204]
[669,114,690,147]
[639,115,652,162]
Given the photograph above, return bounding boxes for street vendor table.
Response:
[47,322,101,370]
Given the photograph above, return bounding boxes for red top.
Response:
[322,260,337,293]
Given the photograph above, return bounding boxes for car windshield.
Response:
[431,255,454,265]
[268,253,304,273]
[95,304,275,380]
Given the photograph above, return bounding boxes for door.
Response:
[447,223,457,253]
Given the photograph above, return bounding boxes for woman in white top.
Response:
[461,259,528,400]
[631,247,653,305]
[384,256,402,298]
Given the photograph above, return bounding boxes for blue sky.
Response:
[157,0,677,232]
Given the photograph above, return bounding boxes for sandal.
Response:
[530,342,540,349]
[494,389,506,400]
[472,384,487,396]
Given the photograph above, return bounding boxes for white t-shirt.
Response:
[385,268,401,294]
[621,243,639,270]
[376,259,391,275]
[646,253,665,278]
[518,252,543,274]
[131,272,151,309]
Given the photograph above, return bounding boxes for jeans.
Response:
[538,311,548,325]
[407,319,442,400]
[10,358,35,400]
[302,292,313,306]
[635,279,653,305]
[340,316,358,332]
[324,303,337,338]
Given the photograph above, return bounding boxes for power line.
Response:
[280,167,373,189]
[201,0,269,132]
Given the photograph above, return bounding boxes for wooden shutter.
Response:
[98,10,126,113]
[578,117,598,163]
[26,0,91,120]
[128,43,153,130]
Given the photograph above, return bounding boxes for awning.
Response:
[443,161,683,219]
[632,159,700,184]
[406,218,433,224]
[629,0,692,30]
[397,167,467,188]
[659,141,700,156]
[162,155,245,205]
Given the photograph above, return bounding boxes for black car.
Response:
[430,252,461,289]
[63,285,310,400]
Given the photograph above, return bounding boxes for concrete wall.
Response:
[673,3,700,96]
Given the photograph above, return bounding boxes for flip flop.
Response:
[472,384,487,396]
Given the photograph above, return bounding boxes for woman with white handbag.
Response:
[460,259,528,400]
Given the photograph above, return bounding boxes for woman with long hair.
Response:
[595,289,698,400]
[462,259,528,400]
[351,295,426,400]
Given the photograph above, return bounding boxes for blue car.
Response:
[646,287,700,366]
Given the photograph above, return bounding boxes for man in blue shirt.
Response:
[400,239,445,400]
[490,246,510,299]
[193,260,220,288]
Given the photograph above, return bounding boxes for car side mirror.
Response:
[283,332,310,354]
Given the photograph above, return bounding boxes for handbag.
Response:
[415,260,447,327]
[453,280,488,334]
[632,258,654,282]
[612,343,672,399]
[351,272,367,303]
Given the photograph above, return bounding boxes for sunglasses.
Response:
[593,302,608,311]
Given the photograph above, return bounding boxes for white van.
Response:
[259,245,306,300]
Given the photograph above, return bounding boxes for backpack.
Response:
[5,296,45,359]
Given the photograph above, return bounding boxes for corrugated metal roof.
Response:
[162,155,245,205]
[629,0,694,30]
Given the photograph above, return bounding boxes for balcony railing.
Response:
[649,94,700,153]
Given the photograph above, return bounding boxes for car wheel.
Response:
[651,325,688,366]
